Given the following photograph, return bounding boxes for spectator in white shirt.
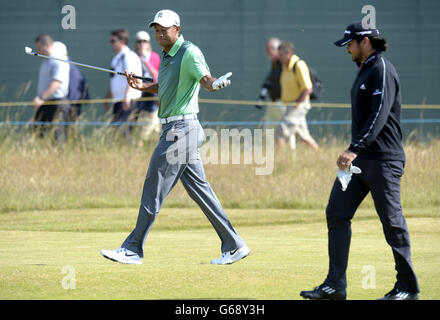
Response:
[104,29,142,129]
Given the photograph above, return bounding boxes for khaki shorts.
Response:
[275,98,312,142]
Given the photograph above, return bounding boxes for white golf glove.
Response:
[212,72,232,91]
[337,164,362,191]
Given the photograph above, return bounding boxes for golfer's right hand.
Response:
[125,70,143,91]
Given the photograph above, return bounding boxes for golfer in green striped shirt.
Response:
[101,9,250,265]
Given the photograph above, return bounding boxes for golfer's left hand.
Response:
[212,72,232,91]
[32,96,44,109]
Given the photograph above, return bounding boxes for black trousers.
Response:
[112,101,136,136]
[112,101,134,123]
[33,99,71,141]
[324,158,419,293]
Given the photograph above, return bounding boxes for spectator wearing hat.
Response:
[132,30,161,144]
[53,41,90,121]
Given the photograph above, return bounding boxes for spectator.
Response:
[257,38,297,148]
[256,37,282,108]
[132,30,161,144]
[104,29,142,135]
[53,41,90,121]
[32,34,70,142]
[275,41,319,152]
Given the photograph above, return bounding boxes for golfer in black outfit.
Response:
[300,22,420,300]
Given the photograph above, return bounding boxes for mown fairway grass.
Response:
[0,207,439,300]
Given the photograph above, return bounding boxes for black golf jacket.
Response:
[262,60,282,101]
[348,52,405,162]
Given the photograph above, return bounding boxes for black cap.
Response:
[334,21,380,47]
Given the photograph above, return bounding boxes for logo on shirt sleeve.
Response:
[372,89,382,95]
[360,84,366,90]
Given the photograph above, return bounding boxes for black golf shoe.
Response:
[300,284,347,300]
[377,287,418,300]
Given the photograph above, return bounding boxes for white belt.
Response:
[159,113,197,124]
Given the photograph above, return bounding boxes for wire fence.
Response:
[1,119,440,127]
[0,98,439,142]
[1,96,440,109]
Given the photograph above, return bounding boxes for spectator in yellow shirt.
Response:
[276,41,319,151]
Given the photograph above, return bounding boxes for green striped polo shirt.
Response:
[157,35,211,118]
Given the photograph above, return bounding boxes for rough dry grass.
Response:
[0,131,439,213]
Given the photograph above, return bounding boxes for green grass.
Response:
[1,134,439,300]
[0,207,439,300]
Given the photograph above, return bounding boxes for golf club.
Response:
[24,46,153,82]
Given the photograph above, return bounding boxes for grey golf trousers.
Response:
[122,118,245,257]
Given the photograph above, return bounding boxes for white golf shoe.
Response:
[210,245,250,265]
[100,247,142,265]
